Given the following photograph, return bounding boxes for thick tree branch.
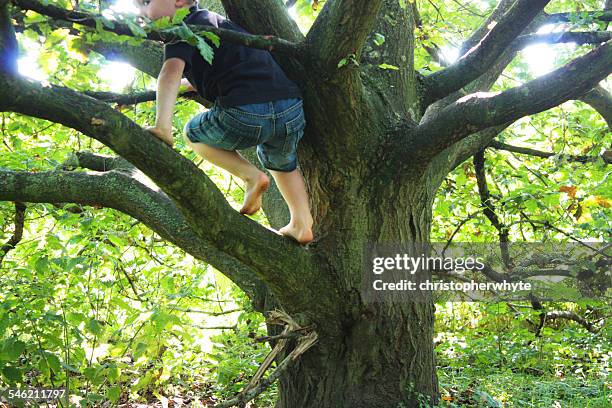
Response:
[419,1,542,118]
[12,0,300,55]
[220,0,303,42]
[456,9,612,96]
[415,5,611,190]
[0,72,327,315]
[64,151,273,313]
[218,0,306,81]
[0,0,18,74]
[421,30,611,174]
[423,38,610,192]
[410,40,612,160]
[543,10,612,24]
[0,166,273,311]
[422,0,551,105]
[306,0,385,71]
[360,0,416,115]
[512,31,612,50]
[90,38,164,78]
[62,151,134,172]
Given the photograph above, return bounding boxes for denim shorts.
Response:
[183,97,305,172]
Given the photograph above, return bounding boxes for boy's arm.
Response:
[145,57,185,146]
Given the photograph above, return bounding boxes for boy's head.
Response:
[134,0,195,20]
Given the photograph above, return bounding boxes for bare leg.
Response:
[269,168,313,244]
[184,134,269,215]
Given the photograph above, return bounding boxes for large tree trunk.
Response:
[272,147,440,406]
[276,300,438,408]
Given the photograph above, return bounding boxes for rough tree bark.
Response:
[1,0,610,406]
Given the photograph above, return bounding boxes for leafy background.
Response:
[1,0,610,406]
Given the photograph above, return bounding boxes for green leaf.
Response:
[378,63,400,70]
[84,366,104,384]
[107,234,126,247]
[174,24,215,64]
[38,357,50,377]
[202,31,220,48]
[196,36,214,65]
[0,338,26,361]
[94,18,103,33]
[94,16,115,31]
[337,54,358,69]
[45,352,61,374]
[127,20,147,38]
[61,362,80,373]
[373,33,385,46]
[87,319,104,336]
[172,8,190,24]
[152,311,173,333]
[1,366,22,383]
[34,256,49,274]
[107,386,121,403]
[107,364,121,382]
[132,371,153,391]
[151,16,172,30]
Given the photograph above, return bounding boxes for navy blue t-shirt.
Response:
[163,6,302,107]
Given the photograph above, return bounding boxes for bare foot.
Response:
[144,126,173,146]
[240,172,270,215]
[279,222,314,245]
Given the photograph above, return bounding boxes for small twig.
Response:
[212,310,318,408]
[0,202,26,264]
[173,307,242,315]
[254,325,315,343]
[442,211,480,253]
[510,219,611,258]
[488,140,607,164]
[473,150,512,269]
[84,89,199,105]
[535,310,600,336]
[192,324,238,330]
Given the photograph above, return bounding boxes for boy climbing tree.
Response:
[136,0,314,244]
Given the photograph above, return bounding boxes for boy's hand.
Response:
[144,125,173,146]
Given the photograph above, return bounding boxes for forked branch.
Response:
[409,40,612,161]
[422,0,552,105]
[306,0,385,70]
